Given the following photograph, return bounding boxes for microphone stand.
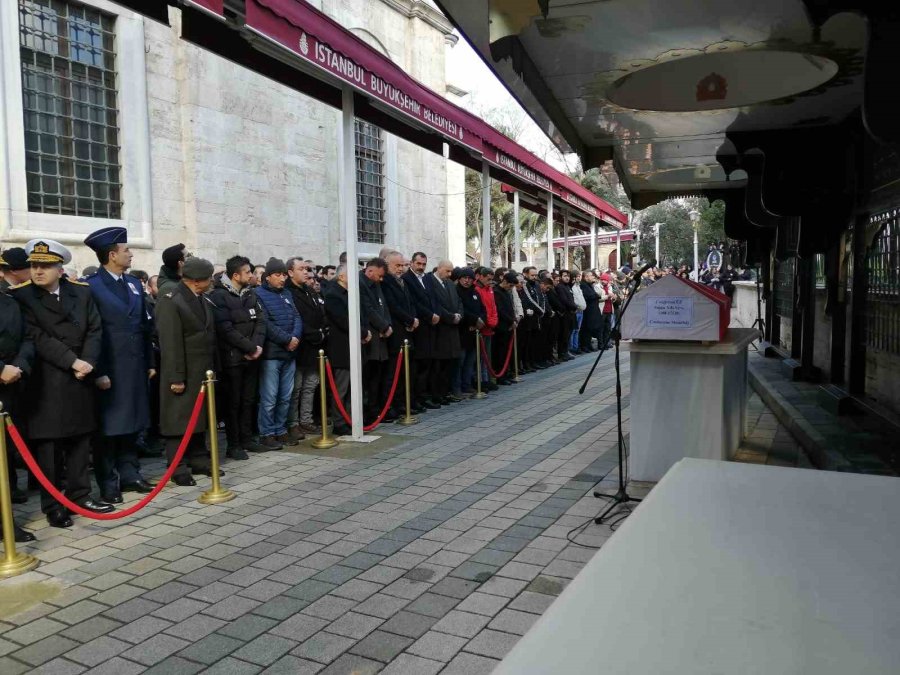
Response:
[578,270,645,524]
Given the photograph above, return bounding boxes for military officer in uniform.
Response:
[0,248,31,293]
[83,227,156,503]
[0,251,36,541]
[156,257,219,486]
[10,240,113,528]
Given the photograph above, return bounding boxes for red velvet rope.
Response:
[479,331,515,378]
[6,387,207,520]
[325,351,403,432]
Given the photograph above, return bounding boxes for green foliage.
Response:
[633,197,726,268]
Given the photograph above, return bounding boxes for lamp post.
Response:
[689,209,701,280]
[654,222,662,266]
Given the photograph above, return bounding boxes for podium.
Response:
[621,277,753,482]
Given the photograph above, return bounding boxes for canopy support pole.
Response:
[513,190,520,269]
[339,87,363,440]
[590,216,598,270]
[563,208,569,269]
[546,194,554,270]
[615,228,620,271]
[481,160,490,267]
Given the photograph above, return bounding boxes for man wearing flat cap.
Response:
[156,256,219,485]
[0,248,31,293]
[83,227,156,503]
[10,239,112,527]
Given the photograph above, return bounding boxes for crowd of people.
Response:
[0,229,649,541]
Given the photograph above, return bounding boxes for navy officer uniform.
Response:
[83,227,156,503]
[10,239,114,528]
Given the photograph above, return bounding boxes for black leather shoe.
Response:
[191,466,224,478]
[422,401,440,410]
[15,524,36,542]
[80,499,115,514]
[122,480,155,494]
[47,510,73,528]
[173,474,197,487]
[383,410,400,423]
[11,488,28,504]
[101,493,124,504]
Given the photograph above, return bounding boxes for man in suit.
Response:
[286,257,326,438]
[358,258,393,424]
[11,239,113,527]
[493,272,519,385]
[83,227,157,503]
[429,260,462,403]
[381,251,420,416]
[0,252,36,541]
[403,252,439,409]
[454,268,486,397]
[156,257,219,486]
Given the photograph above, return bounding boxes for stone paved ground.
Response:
[1,353,642,674]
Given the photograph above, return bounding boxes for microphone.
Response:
[634,259,657,278]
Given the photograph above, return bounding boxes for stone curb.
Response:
[747,360,853,472]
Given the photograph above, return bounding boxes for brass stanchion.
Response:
[473,330,487,399]
[396,339,418,425]
[512,326,521,383]
[311,350,338,448]
[198,371,235,505]
[0,405,39,578]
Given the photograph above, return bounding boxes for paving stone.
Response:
[252,595,309,621]
[449,561,498,582]
[340,552,385,571]
[218,614,279,641]
[232,634,297,666]
[468,548,516,567]
[357,565,407,586]
[78,656,145,675]
[141,655,204,675]
[24,656,85,674]
[102,598,162,623]
[202,596,262,621]
[11,634,79,666]
[301,595,356,621]
[284,580,337,603]
[50,600,108,626]
[180,567,230,587]
[152,597,209,622]
[351,593,410,620]
[317,653,382,675]
[325,612,383,640]
[525,575,566,596]
[463,628,520,659]
[349,630,412,663]
[487,608,539,635]
[177,633,243,665]
[478,576,529,598]
[378,653,443,675]
[311,565,360,586]
[378,611,437,639]
[109,615,173,644]
[163,614,228,642]
[403,592,460,619]
[431,610,492,639]
[429,577,481,599]
[121,633,190,666]
[508,590,555,615]
[201,656,264,675]
[66,635,131,667]
[454,592,509,617]
[4,617,67,645]
[440,652,500,675]
[408,631,468,662]
[268,614,330,642]
[0,656,32,675]
[259,655,323,674]
[291,631,355,664]
[221,567,273,588]
[60,617,122,644]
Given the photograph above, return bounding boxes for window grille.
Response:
[354,119,385,244]
[774,257,795,319]
[19,0,121,219]
[814,253,826,289]
[865,210,900,353]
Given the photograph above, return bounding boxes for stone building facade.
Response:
[0,0,466,273]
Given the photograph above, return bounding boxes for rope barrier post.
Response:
[473,330,487,400]
[312,350,338,448]
[396,339,418,426]
[198,372,235,505]
[0,405,38,578]
[512,326,521,383]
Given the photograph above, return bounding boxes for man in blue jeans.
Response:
[255,257,302,449]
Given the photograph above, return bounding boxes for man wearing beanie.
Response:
[156,256,219,485]
[157,243,187,297]
[255,257,302,449]
[0,248,31,293]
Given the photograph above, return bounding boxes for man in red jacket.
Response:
[474,267,499,391]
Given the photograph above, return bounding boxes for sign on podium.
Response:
[621,275,730,342]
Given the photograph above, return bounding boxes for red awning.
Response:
[183,0,224,19]
[244,0,627,227]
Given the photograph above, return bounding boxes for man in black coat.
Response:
[454,268,486,396]
[209,255,267,459]
[493,272,519,385]
[430,260,462,402]
[579,271,602,352]
[555,270,578,361]
[403,252,440,409]
[520,267,546,370]
[156,257,219,486]
[381,251,421,415]
[324,265,370,435]
[542,276,563,364]
[359,258,393,423]
[0,274,36,542]
[11,239,113,527]
[286,257,327,437]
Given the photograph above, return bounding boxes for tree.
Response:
[631,197,726,269]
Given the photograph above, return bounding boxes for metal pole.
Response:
[513,190,520,268]
[339,87,364,440]
[198,371,235,505]
[563,208,569,269]
[481,160,491,267]
[615,228,620,271]
[473,330,487,399]
[0,406,38,578]
[512,326,521,383]
[693,225,700,281]
[655,223,661,266]
[546,194,554,270]
[311,350,338,448]
[590,216,597,270]
[396,340,418,425]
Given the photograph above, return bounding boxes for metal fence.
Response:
[865,210,900,353]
